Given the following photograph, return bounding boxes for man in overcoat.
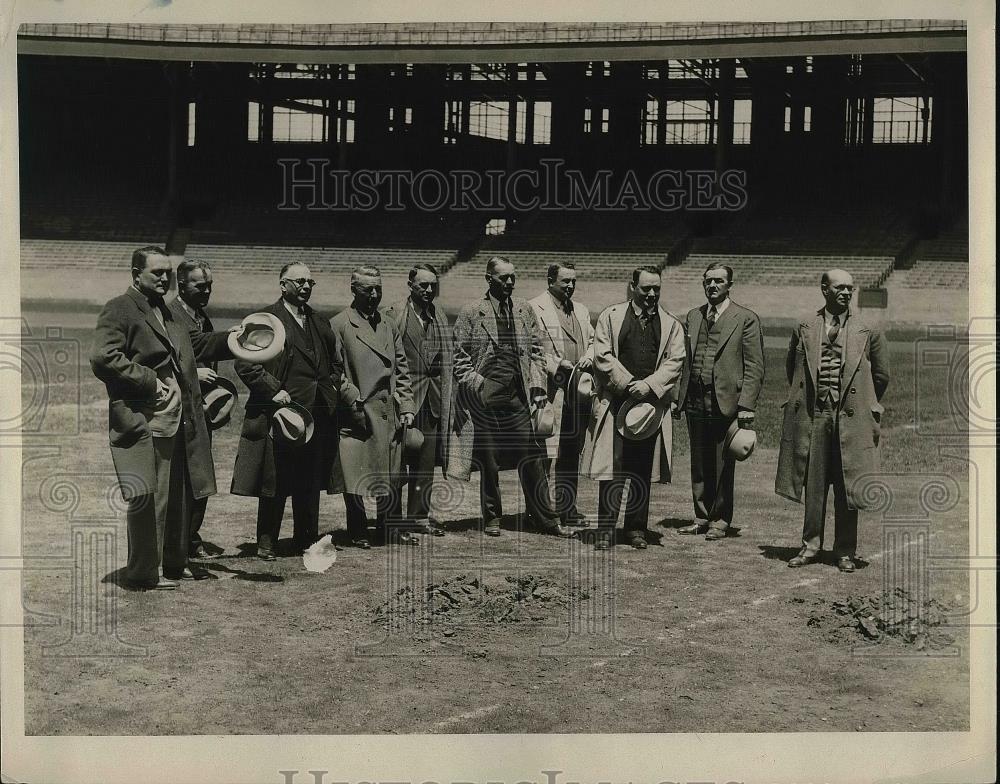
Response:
[231,262,344,560]
[169,257,227,559]
[91,246,234,589]
[581,265,686,550]
[382,263,451,535]
[330,266,416,547]
[446,256,571,538]
[775,268,890,572]
[677,262,765,540]
[528,263,595,527]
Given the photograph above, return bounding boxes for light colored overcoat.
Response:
[581,302,686,483]
[445,293,547,481]
[775,308,890,509]
[329,307,415,496]
[528,291,595,459]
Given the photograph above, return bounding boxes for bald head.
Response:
[821,268,854,314]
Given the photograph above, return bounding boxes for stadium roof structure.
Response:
[18,20,967,63]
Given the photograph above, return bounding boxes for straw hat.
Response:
[200,376,239,430]
[228,312,286,363]
[271,401,314,445]
[614,398,662,441]
[724,419,757,461]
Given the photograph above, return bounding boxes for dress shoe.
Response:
[163,567,196,580]
[678,522,709,535]
[483,519,502,537]
[562,511,589,527]
[788,550,820,568]
[412,520,446,536]
[352,538,371,549]
[704,527,727,541]
[837,556,856,573]
[396,531,421,546]
[537,519,575,538]
[257,547,276,561]
[128,578,178,591]
[189,543,219,560]
[626,532,648,549]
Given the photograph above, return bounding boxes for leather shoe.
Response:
[562,511,589,527]
[788,550,820,568]
[538,519,575,538]
[189,543,219,559]
[704,528,727,541]
[352,538,371,549]
[257,547,276,561]
[678,523,709,535]
[128,578,178,591]
[483,519,502,537]
[627,532,648,549]
[163,567,196,580]
[837,556,856,573]
[593,531,612,550]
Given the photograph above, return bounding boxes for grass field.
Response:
[19,320,974,735]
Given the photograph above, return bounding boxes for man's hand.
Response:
[558,358,575,373]
[272,389,292,405]
[627,380,652,400]
[576,356,593,371]
[400,412,415,428]
[197,367,218,384]
[737,410,755,428]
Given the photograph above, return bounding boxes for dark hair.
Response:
[547,262,576,282]
[631,265,661,286]
[177,258,212,286]
[131,245,167,272]
[703,261,733,283]
[408,263,439,282]
[486,255,513,275]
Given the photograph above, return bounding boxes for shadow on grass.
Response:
[654,516,697,530]
[198,562,285,583]
[758,545,802,563]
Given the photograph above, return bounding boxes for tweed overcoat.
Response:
[528,292,595,459]
[580,302,687,483]
[775,308,890,509]
[90,287,232,501]
[445,293,548,481]
[328,306,415,496]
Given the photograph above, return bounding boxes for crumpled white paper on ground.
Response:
[302,534,338,573]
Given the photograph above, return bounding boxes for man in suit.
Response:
[231,262,344,561]
[776,269,890,572]
[581,265,686,550]
[447,256,572,539]
[528,263,595,526]
[677,262,765,541]
[91,246,234,589]
[169,258,226,559]
[382,263,451,537]
[330,265,416,547]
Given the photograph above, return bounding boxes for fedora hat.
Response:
[574,369,596,399]
[531,403,556,438]
[228,312,286,363]
[402,425,424,455]
[724,419,757,462]
[615,398,662,441]
[271,401,314,446]
[200,376,239,430]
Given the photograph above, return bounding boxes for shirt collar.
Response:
[549,291,574,313]
[283,300,309,319]
[630,301,657,319]
[177,296,199,320]
[824,307,849,325]
[708,297,731,317]
[410,298,436,321]
[488,291,511,313]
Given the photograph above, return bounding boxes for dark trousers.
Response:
[256,493,319,552]
[597,431,657,533]
[125,433,193,583]
[344,489,401,540]
[188,426,211,551]
[470,384,558,526]
[686,383,736,528]
[548,388,587,521]
[801,406,858,557]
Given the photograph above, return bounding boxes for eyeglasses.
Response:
[282,278,316,288]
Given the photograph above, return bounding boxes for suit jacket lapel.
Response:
[689,306,704,356]
[713,305,740,355]
[349,308,392,362]
[802,310,824,385]
[841,312,867,390]
[656,307,670,359]
[403,305,426,370]
[129,288,178,360]
[479,297,499,346]
[608,303,627,356]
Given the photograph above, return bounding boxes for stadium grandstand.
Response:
[17,21,969,317]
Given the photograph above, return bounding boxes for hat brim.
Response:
[724,419,757,461]
[228,312,286,363]
[614,398,662,441]
[271,400,315,445]
[201,376,239,430]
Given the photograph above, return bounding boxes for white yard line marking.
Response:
[431,703,502,730]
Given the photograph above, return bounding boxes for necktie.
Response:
[501,300,512,329]
[707,306,717,328]
[829,314,841,343]
[562,300,574,315]
[194,309,205,332]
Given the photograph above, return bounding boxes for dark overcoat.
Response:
[328,306,415,496]
[775,308,890,509]
[230,299,343,498]
[90,287,232,501]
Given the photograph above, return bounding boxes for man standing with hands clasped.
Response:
[677,263,765,541]
[775,269,890,572]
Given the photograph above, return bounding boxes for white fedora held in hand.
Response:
[724,419,757,462]
[228,312,286,363]
[615,398,662,441]
[271,401,315,446]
